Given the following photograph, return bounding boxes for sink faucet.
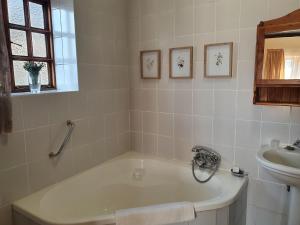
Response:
[293,139,300,148]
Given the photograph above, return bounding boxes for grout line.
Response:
[233,0,243,166]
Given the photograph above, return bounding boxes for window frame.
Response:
[1,0,56,93]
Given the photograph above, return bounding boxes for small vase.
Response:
[28,72,41,93]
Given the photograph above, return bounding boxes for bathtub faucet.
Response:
[192,146,221,169]
[293,139,300,148]
[191,146,221,183]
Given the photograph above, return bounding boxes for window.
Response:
[285,55,300,80]
[2,0,56,92]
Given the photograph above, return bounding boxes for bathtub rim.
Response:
[13,151,248,225]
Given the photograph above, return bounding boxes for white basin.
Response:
[257,146,300,225]
[257,147,300,187]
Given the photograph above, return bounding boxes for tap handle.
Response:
[192,145,212,153]
[294,139,300,146]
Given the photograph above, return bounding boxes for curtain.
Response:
[264,49,285,79]
[0,0,12,135]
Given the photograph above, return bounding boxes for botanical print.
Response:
[176,56,185,70]
[141,50,160,79]
[171,47,192,78]
[205,43,232,77]
[215,52,223,66]
[146,58,155,71]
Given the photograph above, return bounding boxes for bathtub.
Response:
[13,152,248,225]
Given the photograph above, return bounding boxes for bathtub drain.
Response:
[132,168,145,181]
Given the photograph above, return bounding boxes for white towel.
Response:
[115,202,195,225]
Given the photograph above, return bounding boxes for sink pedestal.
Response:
[256,147,300,225]
[288,187,300,225]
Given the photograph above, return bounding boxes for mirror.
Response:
[263,36,300,80]
[254,9,300,106]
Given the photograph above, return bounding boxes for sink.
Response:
[257,146,300,225]
[257,147,300,186]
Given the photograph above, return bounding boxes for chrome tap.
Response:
[191,146,221,183]
[293,139,300,148]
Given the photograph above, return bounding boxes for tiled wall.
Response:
[128,0,300,225]
[0,0,130,224]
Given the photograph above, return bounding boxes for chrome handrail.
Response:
[49,120,75,158]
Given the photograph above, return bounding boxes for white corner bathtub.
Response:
[13,152,248,225]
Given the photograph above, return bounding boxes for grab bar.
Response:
[49,120,75,158]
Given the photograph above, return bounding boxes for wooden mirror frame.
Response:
[254,9,300,106]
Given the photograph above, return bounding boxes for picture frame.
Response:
[204,42,233,78]
[140,50,161,79]
[169,46,193,79]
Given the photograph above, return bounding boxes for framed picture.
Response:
[169,47,193,79]
[140,50,161,79]
[204,42,233,78]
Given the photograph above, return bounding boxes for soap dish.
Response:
[231,168,248,178]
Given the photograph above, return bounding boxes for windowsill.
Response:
[11,88,79,97]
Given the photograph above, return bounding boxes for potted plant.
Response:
[23,62,45,93]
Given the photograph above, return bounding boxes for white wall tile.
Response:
[236,120,261,149]
[158,90,174,113]
[239,28,256,61]
[175,7,194,36]
[174,138,193,162]
[25,126,51,162]
[193,116,213,145]
[291,107,300,124]
[28,159,55,192]
[237,61,255,91]
[143,133,157,155]
[158,113,174,137]
[216,0,240,31]
[236,91,262,121]
[262,106,291,124]
[290,124,300,143]
[174,115,193,139]
[214,91,236,118]
[141,89,157,111]
[141,15,158,41]
[143,112,158,134]
[174,90,193,114]
[0,133,26,170]
[11,97,24,132]
[268,0,299,19]
[240,0,268,28]
[213,118,235,146]
[261,123,290,145]
[193,90,213,116]
[157,136,174,159]
[214,145,234,169]
[22,96,49,129]
[195,3,215,34]
[72,144,94,174]
[235,148,258,178]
